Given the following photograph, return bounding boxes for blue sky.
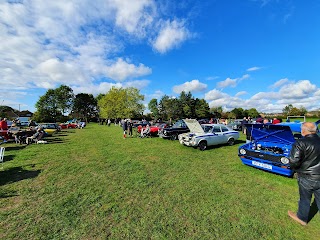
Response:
[1,0,319,113]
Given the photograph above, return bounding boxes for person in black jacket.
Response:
[288,122,320,225]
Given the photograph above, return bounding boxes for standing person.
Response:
[122,119,127,139]
[0,118,9,142]
[107,119,111,127]
[127,119,133,137]
[288,122,320,225]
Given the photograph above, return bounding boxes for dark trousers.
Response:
[297,176,320,222]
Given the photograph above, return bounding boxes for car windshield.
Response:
[172,121,186,128]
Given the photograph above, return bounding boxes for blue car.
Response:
[238,120,320,177]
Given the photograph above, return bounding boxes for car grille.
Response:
[245,150,282,163]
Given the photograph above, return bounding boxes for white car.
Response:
[178,119,240,151]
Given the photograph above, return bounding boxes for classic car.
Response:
[238,121,320,177]
[137,122,167,137]
[227,119,243,131]
[59,122,78,129]
[132,121,150,128]
[158,119,189,140]
[178,119,240,150]
[38,123,60,136]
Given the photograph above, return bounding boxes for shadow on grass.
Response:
[2,154,15,162]
[46,138,66,144]
[0,189,19,198]
[4,145,27,151]
[0,166,41,187]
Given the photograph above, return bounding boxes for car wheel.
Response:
[198,141,207,151]
[170,134,178,140]
[227,138,235,146]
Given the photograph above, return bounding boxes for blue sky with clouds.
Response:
[1,0,319,113]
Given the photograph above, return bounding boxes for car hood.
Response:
[183,119,204,134]
[245,124,295,144]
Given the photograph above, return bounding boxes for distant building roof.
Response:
[19,110,33,117]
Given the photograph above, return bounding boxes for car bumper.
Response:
[239,155,294,177]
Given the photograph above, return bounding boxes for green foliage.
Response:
[34,85,74,122]
[195,98,210,118]
[157,91,210,120]
[282,104,308,117]
[72,93,98,121]
[98,87,144,119]
[231,107,245,119]
[148,99,159,119]
[0,105,16,118]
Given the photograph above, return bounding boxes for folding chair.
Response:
[0,147,5,169]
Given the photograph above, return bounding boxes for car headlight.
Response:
[163,130,167,135]
[239,148,246,155]
[280,157,289,164]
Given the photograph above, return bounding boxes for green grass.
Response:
[1,124,319,239]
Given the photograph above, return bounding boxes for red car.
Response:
[137,123,167,136]
[59,122,78,129]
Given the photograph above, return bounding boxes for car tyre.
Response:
[170,134,178,140]
[198,141,207,151]
[227,138,235,146]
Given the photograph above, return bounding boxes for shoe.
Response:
[288,210,307,226]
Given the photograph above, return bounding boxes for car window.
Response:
[203,125,213,133]
[221,126,229,132]
[212,126,221,133]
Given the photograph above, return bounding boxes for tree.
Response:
[55,85,74,115]
[98,87,145,119]
[0,106,16,118]
[231,108,244,119]
[148,99,159,120]
[34,89,62,122]
[72,93,98,122]
[282,104,293,116]
[210,106,223,118]
[195,98,210,119]
[247,108,259,118]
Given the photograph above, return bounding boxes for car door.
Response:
[207,126,224,145]
[220,126,232,143]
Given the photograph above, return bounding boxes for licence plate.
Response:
[252,161,272,170]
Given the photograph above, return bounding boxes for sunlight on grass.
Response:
[0,124,319,239]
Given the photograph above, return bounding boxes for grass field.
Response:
[1,123,319,239]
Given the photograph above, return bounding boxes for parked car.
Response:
[59,122,78,129]
[238,121,320,177]
[227,119,243,131]
[137,122,167,136]
[132,121,150,128]
[178,119,240,150]
[158,119,189,140]
[38,123,59,136]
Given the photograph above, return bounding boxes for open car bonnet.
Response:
[183,119,204,134]
[246,124,295,144]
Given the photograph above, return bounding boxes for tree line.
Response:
[1,84,317,123]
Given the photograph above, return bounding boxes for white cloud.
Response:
[149,90,165,99]
[270,78,289,89]
[0,0,193,107]
[217,78,237,88]
[279,80,317,99]
[217,74,250,89]
[246,66,261,72]
[123,80,150,89]
[172,80,207,94]
[152,19,191,54]
[235,91,247,97]
[104,58,152,81]
[112,0,156,36]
